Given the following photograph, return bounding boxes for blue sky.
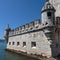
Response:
[0,0,45,39]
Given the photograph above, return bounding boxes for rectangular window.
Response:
[23,42,26,47]
[31,42,36,48]
[26,29,28,31]
[30,27,33,30]
[17,42,20,46]
[9,42,11,45]
[12,42,15,45]
[35,26,38,28]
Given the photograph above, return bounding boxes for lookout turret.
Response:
[4,24,11,43]
[41,0,56,27]
[49,0,60,17]
[41,1,57,57]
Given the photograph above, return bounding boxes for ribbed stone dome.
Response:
[41,1,56,13]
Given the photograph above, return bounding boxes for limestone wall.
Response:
[7,30,52,58]
[9,20,41,37]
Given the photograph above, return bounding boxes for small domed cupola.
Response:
[41,0,56,13]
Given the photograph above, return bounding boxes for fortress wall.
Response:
[7,30,52,57]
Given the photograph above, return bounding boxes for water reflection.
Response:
[6,51,37,60]
[0,41,37,60]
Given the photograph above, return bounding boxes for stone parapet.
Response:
[9,19,41,37]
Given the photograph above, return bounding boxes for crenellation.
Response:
[25,24,29,29]
[11,30,14,36]
[5,0,60,58]
[29,22,34,28]
[8,20,41,37]
[21,25,25,30]
[25,24,29,32]
[13,30,15,35]
[21,25,25,33]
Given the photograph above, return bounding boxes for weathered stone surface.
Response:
[4,0,60,59]
[7,30,52,58]
[49,0,60,17]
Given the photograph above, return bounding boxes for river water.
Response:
[0,41,37,60]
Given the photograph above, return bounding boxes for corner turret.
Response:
[41,0,56,27]
[4,24,11,43]
[41,1,57,57]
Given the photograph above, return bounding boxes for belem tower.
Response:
[4,0,60,58]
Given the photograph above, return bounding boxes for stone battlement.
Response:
[9,19,41,37]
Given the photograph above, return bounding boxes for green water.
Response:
[0,41,37,60]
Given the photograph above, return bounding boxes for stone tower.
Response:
[41,0,57,56]
[4,24,11,43]
[41,0,56,27]
[49,0,60,17]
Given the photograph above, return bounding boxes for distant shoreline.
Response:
[0,40,5,42]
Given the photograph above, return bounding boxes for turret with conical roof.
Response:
[4,24,11,43]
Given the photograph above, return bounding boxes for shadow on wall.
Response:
[50,40,60,60]
[56,56,60,60]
